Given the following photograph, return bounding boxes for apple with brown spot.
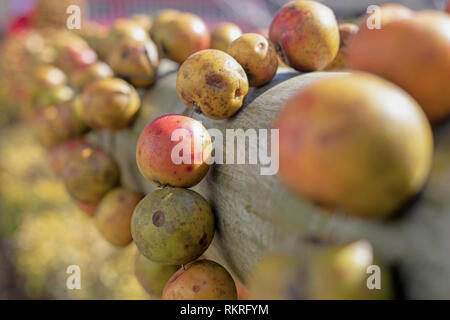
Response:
[176,49,249,119]
[131,188,215,265]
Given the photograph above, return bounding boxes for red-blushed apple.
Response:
[136,114,211,188]
[269,0,339,71]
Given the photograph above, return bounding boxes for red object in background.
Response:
[446,0,450,13]
[5,10,37,34]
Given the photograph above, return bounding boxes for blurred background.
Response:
[0,0,447,34]
[0,0,447,300]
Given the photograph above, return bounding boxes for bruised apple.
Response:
[131,188,215,265]
[177,49,248,119]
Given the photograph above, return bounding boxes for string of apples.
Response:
[25,0,450,300]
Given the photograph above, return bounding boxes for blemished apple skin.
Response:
[269,0,340,71]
